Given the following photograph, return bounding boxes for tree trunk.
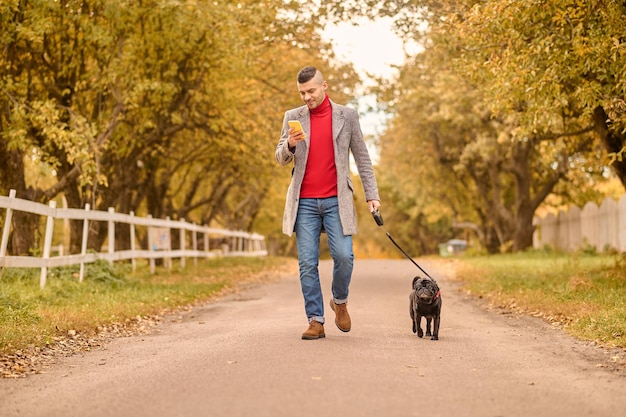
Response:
[510,140,535,252]
[512,211,535,252]
[483,226,502,254]
[0,140,40,255]
[593,106,626,189]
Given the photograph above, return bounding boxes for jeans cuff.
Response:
[309,316,324,324]
[333,298,348,305]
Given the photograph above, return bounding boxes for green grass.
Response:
[455,251,626,348]
[0,256,298,356]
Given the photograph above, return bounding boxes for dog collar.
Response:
[434,290,441,300]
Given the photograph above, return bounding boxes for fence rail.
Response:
[0,189,267,287]
[533,194,626,253]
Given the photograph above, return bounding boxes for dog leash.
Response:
[371,209,437,283]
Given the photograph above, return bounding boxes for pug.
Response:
[409,276,442,340]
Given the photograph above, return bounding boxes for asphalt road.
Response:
[1,259,624,417]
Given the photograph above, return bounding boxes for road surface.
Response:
[1,259,624,417]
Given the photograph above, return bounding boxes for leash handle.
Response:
[372,209,384,226]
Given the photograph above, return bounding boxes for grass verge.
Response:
[455,251,626,349]
[0,256,298,357]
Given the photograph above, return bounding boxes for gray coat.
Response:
[275,100,380,237]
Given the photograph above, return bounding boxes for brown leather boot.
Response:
[330,300,351,332]
[301,320,325,340]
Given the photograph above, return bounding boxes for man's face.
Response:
[297,78,327,110]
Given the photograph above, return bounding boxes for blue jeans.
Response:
[294,197,354,324]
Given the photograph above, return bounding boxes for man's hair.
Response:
[297,66,319,84]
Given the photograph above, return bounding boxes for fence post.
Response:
[130,211,136,271]
[179,218,186,269]
[204,229,209,258]
[0,189,16,257]
[79,204,90,283]
[148,215,155,274]
[107,207,115,264]
[165,216,172,270]
[192,223,198,266]
[40,200,57,289]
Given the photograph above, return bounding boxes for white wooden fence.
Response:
[0,189,268,288]
[533,194,626,253]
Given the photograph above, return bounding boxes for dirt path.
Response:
[1,259,624,417]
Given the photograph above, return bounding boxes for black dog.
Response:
[409,276,442,340]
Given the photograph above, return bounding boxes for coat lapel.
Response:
[331,101,345,143]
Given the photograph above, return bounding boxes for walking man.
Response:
[275,66,381,340]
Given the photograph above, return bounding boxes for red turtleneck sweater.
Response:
[300,95,337,198]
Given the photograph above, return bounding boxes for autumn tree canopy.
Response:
[0,0,358,254]
[322,0,626,254]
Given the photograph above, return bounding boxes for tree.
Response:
[443,0,626,188]
[1,0,103,254]
[380,54,605,252]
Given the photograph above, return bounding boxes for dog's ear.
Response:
[412,277,419,288]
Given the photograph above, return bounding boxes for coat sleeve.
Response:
[275,112,295,166]
[347,109,380,202]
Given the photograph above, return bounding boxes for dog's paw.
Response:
[417,330,424,338]
[431,335,438,341]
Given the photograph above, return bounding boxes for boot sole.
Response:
[302,333,325,340]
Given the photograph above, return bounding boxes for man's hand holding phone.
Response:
[288,120,305,148]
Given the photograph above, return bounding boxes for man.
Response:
[275,66,381,340]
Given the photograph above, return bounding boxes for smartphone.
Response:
[288,120,304,133]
